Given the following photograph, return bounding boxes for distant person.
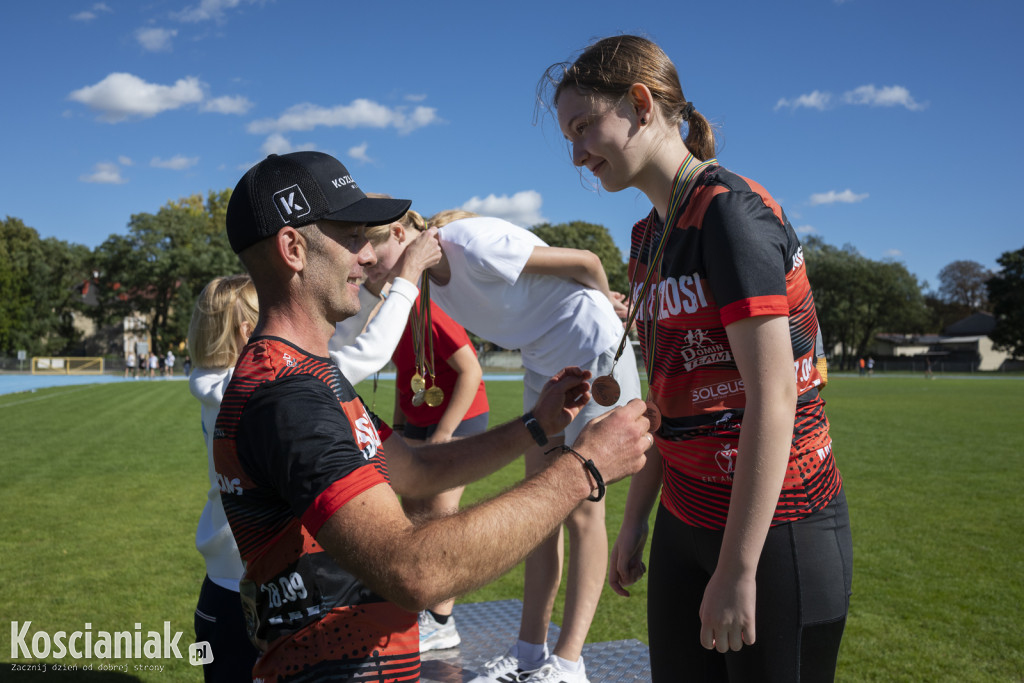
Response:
[165,349,176,377]
[216,151,650,682]
[859,357,866,376]
[187,275,262,683]
[125,351,136,379]
[184,354,192,376]
[542,34,852,682]
[867,357,875,376]
[138,351,147,377]
[148,351,159,378]
[364,208,490,652]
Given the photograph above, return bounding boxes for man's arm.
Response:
[316,398,651,611]
[384,366,590,497]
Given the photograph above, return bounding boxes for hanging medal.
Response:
[410,270,444,408]
[592,153,717,436]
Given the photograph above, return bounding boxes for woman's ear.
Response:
[239,320,253,341]
[629,83,655,125]
[392,222,407,244]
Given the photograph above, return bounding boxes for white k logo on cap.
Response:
[273,184,311,224]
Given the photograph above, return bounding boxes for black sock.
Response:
[428,610,450,625]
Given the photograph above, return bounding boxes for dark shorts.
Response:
[194,575,261,683]
[647,488,853,682]
[402,412,489,441]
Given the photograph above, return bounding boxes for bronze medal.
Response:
[410,372,426,393]
[591,375,621,407]
[644,400,662,433]
[424,386,444,407]
[411,389,425,407]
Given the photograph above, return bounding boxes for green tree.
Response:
[802,235,928,369]
[530,220,629,294]
[90,191,238,358]
[0,217,91,356]
[985,246,1024,358]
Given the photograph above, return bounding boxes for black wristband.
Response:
[521,411,547,446]
[546,445,605,502]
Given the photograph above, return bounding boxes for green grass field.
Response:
[1,375,1022,681]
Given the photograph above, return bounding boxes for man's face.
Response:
[304,220,377,323]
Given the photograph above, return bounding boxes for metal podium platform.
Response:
[421,600,651,682]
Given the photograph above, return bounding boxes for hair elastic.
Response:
[682,102,695,121]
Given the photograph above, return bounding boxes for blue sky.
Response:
[2,0,1021,290]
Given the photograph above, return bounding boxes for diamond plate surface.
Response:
[421,600,651,682]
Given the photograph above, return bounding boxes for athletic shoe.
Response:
[467,649,543,683]
[526,657,590,683]
[418,610,461,652]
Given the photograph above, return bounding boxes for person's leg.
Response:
[518,434,565,651]
[194,575,261,683]
[725,489,853,683]
[647,505,726,682]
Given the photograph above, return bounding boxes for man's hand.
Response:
[530,366,592,436]
[572,399,650,485]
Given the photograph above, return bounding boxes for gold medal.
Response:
[410,372,426,393]
[424,385,444,407]
[411,389,425,407]
[592,374,621,407]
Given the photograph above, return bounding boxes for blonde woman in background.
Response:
[187,274,262,683]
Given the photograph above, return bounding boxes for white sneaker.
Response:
[467,648,543,683]
[418,610,461,652]
[526,657,590,683]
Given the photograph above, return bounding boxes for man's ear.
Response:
[275,226,306,272]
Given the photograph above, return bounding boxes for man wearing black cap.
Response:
[214,151,652,682]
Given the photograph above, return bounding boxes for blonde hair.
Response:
[540,34,717,161]
[428,209,479,229]
[364,193,427,244]
[187,275,259,369]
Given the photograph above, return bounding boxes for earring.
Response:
[640,117,647,125]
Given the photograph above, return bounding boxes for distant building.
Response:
[872,312,1017,372]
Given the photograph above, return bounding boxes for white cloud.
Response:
[460,191,546,227]
[201,95,253,115]
[883,248,903,259]
[80,162,126,184]
[808,189,869,206]
[796,225,818,235]
[71,3,112,21]
[259,134,318,156]
[405,94,428,102]
[348,143,372,164]
[118,155,133,166]
[68,73,203,122]
[173,0,249,23]
[247,99,440,136]
[842,84,927,111]
[775,90,832,111]
[151,155,199,170]
[135,27,177,52]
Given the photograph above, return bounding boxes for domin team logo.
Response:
[273,185,311,224]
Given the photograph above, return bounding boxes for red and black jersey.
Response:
[213,337,419,682]
[629,166,841,529]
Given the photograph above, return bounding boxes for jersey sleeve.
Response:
[701,190,794,326]
[238,375,388,535]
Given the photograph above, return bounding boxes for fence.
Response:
[30,357,105,375]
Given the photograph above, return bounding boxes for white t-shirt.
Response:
[430,217,621,376]
[327,276,418,384]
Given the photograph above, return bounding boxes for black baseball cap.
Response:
[226,151,411,254]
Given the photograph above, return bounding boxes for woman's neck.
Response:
[637,138,699,224]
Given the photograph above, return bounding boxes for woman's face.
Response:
[365,224,404,286]
[557,89,643,193]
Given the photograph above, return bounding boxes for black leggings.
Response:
[647,489,852,682]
